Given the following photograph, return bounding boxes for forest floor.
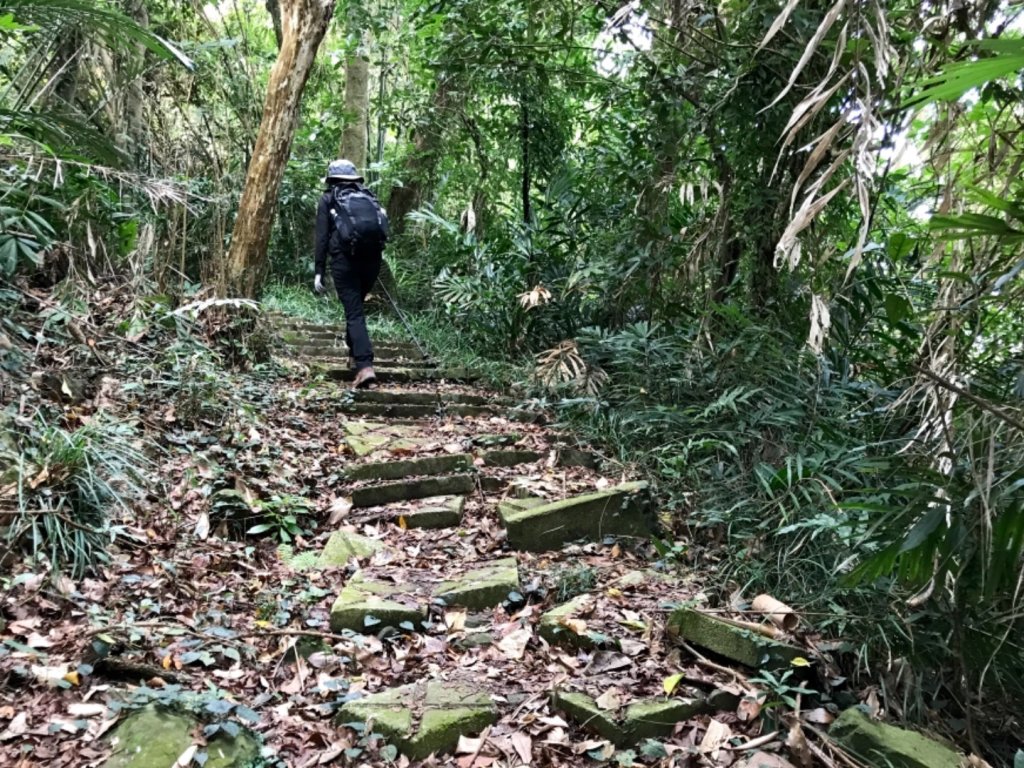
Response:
[0,294,908,767]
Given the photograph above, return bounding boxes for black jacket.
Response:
[314,182,384,277]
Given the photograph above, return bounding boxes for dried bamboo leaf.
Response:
[756,0,803,52]
[775,181,848,267]
[791,116,848,211]
[762,0,846,112]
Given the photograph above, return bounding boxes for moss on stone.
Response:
[316,530,386,567]
[550,691,703,747]
[480,450,543,467]
[329,576,425,633]
[539,594,600,650]
[102,706,259,768]
[404,496,465,528]
[340,681,495,760]
[434,557,519,610]
[829,708,964,768]
[500,482,653,551]
[666,609,802,670]
[549,691,622,743]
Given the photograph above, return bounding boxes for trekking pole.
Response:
[374,277,430,361]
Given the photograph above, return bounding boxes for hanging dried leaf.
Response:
[757,0,803,52]
[763,0,846,112]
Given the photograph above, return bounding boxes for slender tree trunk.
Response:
[520,99,531,225]
[224,0,334,298]
[122,0,149,153]
[340,49,369,168]
[265,0,283,50]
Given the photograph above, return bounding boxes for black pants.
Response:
[331,249,382,370]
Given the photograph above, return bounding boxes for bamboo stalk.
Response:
[752,594,800,632]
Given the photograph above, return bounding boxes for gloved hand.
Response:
[314,274,324,294]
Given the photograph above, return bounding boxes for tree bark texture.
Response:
[340,51,369,168]
[225,0,334,298]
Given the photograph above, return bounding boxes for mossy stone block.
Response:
[404,496,465,528]
[539,594,602,650]
[351,474,475,507]
[434,557,519,610]
[329,574,425,633]
[102,705,259,768]
[480,449,543,467]
[666,609,803,670]
[346,453,473,482]
[500,482,653,551]
[829,708,964,768]
[316,530,385,567]
[550,691,702,747]
[340,681,495,760]
[346,434,391,457]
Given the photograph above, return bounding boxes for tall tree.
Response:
[339,45,369,167]
[224,0,334,298]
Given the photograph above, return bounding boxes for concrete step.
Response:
[498,481,654,551]
[354,390,496,407]
[346,453,473,482]
[297,354,437,369]
[351,473,476,507]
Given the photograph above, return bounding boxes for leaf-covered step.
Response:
[321,365,480,384]
[665,608,804,671]
[498,481,654,551]
[329,558,520,632]
[346,453,474,482]
[341,402,498,419]
[400,495,466,528]
[338,681,496,761]
[351,474,476,507]
[354,390,495,406]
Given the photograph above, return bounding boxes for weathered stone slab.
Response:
[403,496,465,528]
[317,530,385,567]
[329,573,426,633]
[355,390,495,406]
[550,690,703,746]
[829,708,964,768]
[539,594,604,650]
[480,449,543,467]
[557,447,600,469]
[343,402,439,419]
[339,681,496,760]
[346,453,473,482]
[299,354,436,369]
[351,474,475,507]
[103,705,259,768]
[666,609,803,670]
[435,557,519,610]
[472,432,522,447]
[499,482,653,551]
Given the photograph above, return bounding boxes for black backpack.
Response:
[329,186,390,252]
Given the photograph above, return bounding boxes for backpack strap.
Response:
[329,187,356,254]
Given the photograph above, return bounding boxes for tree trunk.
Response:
[265,0,283,50]
[340,50,369,168]
[520,98,531,225]
[122,0,149,153]
[224,0,334,298]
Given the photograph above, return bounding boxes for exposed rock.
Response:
[666,608,803,670]
[499,482,653,551]
[102,705,259,768]
[539,594,604,650]
[329,574,425,633]
[339,680,496,760]
[829,708,965,768]
[550,690,703,746]
[480,449,543,467]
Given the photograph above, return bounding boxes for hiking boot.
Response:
[352,366,376,389]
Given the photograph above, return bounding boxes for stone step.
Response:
[341,402,498,419]
[498,481,653,551]
[338,681,496,761]
[297,354,437,369]
[400,495,466,528]
[354,390,496,407]
[322,365,480,384]
[351,473,476,507]
[329,557,519,632]
[551,690,704,747]
[346,453,473,482]
[665,608,804,671]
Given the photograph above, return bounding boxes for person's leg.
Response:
[352,251,383,368]
[331,256,373,370]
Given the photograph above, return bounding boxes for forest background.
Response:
[1,0,1023,763]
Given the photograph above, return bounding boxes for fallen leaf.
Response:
[444,611,467,632]
[26,632,53,649]
[594,687,623,711]
[510,731,532,764]
[455,735,482,754]
[790,656,812,667]
[738,752,796,768]
[328,497,352,525]
[804,707,834,725]
[786,721,813,768]
[559,618,587,635]
[497,627,532,660]
[173,744,198,767]
[737,695,762,722]
[194,512,210,540]
[700,719,732,761]
[663,673,685,695]
[0,712,27,741]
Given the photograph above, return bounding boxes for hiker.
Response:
[314,159,390,389]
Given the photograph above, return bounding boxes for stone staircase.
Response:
[263,315,965,768]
